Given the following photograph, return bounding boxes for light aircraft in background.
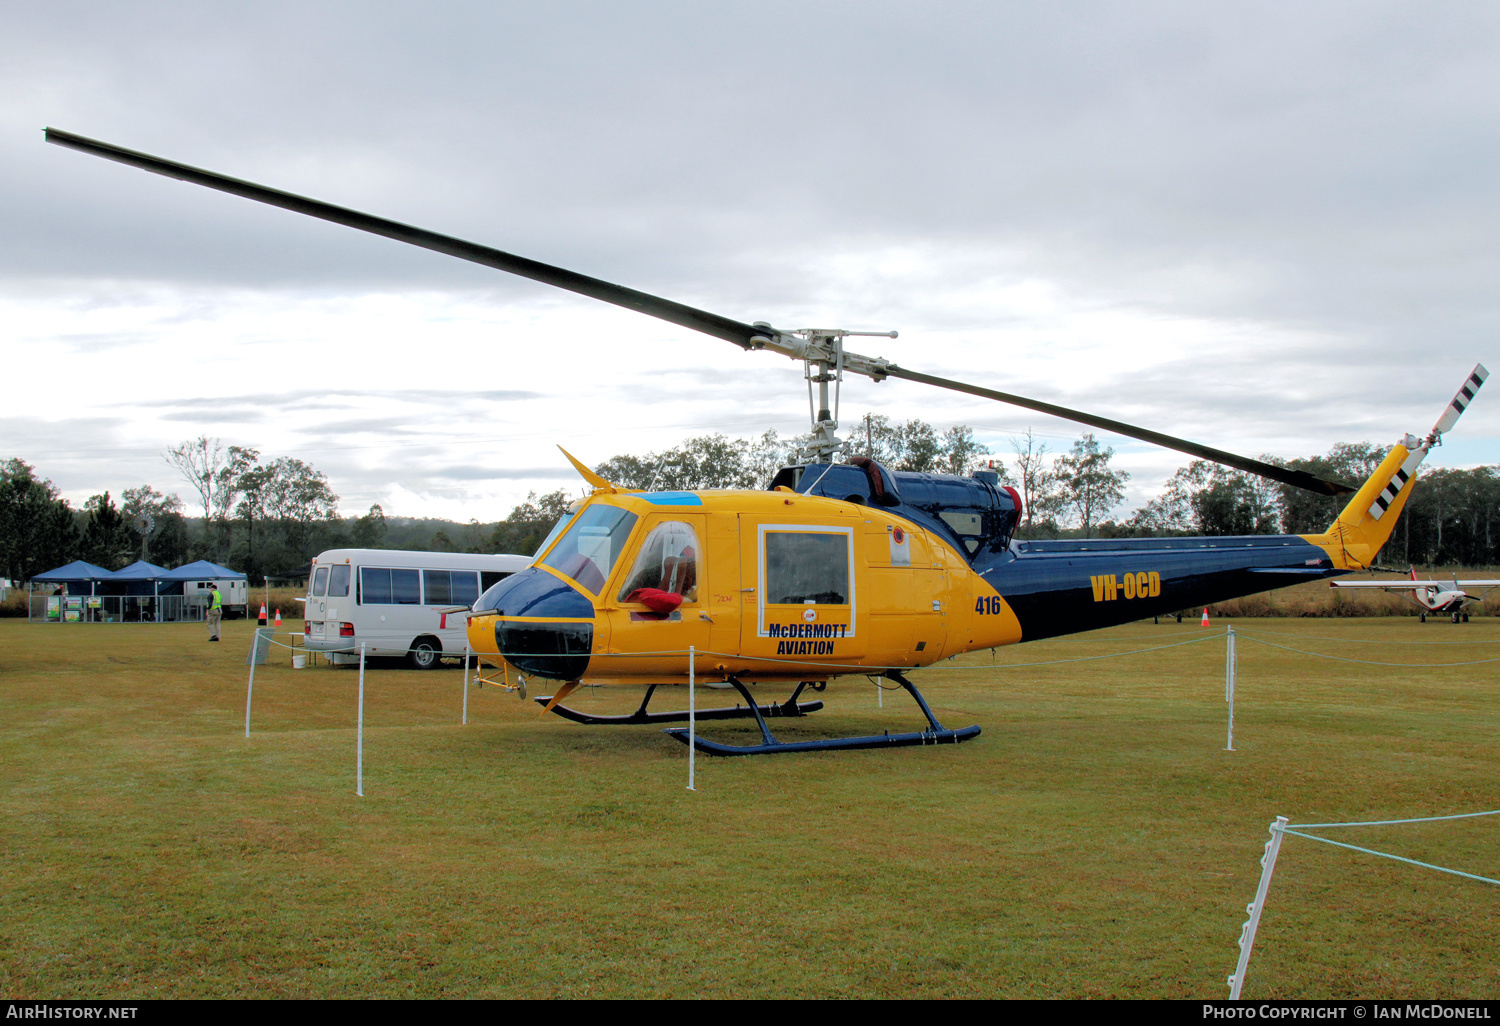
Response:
[1331,568,1500,623]
[45,128,1490,756]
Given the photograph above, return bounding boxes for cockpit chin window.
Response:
[538,505,638,594]
[618,520,699,603]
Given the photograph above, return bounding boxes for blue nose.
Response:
[476,567,595,679]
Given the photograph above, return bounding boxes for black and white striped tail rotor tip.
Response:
[1370,363,1489,522]
[1430,363,1488,442]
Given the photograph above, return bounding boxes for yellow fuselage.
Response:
[468,489,1019,684]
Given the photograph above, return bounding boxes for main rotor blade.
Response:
[47,128,1358,496]
[44,128,762,350]
[885,365,1357,495]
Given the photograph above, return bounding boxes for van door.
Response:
[308,564,329,640]
[324,562,351,640]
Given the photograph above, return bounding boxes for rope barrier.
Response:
[1281,828,1500,888]
[1233,625,1500,646]
[1230,809,1500,999]
[678,635,1231,675]
[1291,810,1500,829]
[1236,633,1500,667]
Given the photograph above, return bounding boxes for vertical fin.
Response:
[1306,364,1486,569]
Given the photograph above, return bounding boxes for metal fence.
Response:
[26,591,233,624]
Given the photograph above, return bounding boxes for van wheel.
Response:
[408,637,443,670]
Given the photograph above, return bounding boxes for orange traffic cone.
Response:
[274,609,282,627]
[1201,608,1210,626]
[258,602,268,625]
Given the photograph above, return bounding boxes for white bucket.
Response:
[291,653,307,669]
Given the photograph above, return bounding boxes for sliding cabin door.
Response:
[739,515,866,669]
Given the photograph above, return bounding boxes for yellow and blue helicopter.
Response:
[46,129,1489,756]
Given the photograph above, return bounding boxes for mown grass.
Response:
[1,614,1497,999]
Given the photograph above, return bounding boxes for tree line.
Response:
[577,417,1498,564]
[4,422,1495,583]
[0,438,343,584]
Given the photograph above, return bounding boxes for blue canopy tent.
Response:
[28,559,249,623]
[159,561,250,620]
[106,560,170,594]
[158,560,246,582]
[28,561,111,622]
[32,560,112,588]
[100,561,171,622]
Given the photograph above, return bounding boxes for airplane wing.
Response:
[1330,580,1500,590]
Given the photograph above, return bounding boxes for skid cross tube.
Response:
[533,682,824,725]
[662,671,981,756]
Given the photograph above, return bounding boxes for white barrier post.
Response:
[1228,815,1289,1000]
[356,643,366,797]
[687,645,696,792]
[462,643,471,725]
[1225,625,1237,752]
[245,650,257,738]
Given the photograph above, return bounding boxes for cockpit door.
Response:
[601,514,712,677]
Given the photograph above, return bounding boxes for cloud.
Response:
[3,2,1496,520]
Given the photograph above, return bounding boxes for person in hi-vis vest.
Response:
[207,585,222,642]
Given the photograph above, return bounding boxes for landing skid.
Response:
[662,672,981,756]
[533,682,824,726]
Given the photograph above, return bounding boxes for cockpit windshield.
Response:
[538,504,638,594]
[529,509,579,563]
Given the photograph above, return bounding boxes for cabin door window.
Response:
[754,524,857,645]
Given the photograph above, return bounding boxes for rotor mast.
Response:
[756,326,899,462]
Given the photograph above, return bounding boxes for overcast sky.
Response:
[3,1,1496,523]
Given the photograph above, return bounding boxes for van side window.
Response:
[480,571,512,593]
[328,565,350,598]
[392,568,420,604]
[312,566,329,597]
[361,567,390,604]
[423,569,478,606]
[423,570,452,606]
[359,567,421,605]
[451,571,480,606]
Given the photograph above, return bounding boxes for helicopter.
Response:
[45,128,1489,756]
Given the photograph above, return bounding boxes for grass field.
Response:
[1,614,1497,999]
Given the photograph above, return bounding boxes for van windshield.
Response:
[538,505,638,594]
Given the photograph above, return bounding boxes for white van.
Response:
[303,548,529,668]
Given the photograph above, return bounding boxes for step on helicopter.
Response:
[46,128,1490,756]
